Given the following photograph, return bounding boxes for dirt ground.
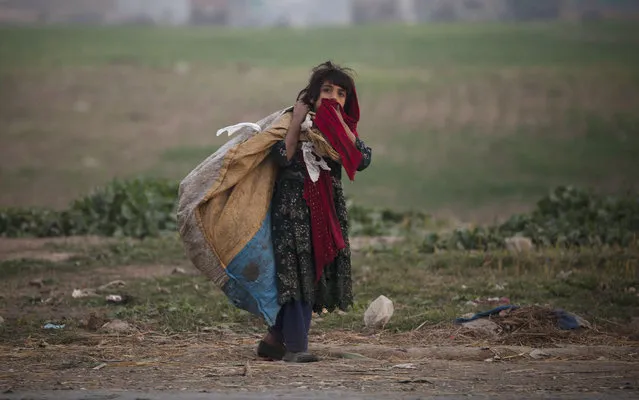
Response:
[1,237,638,397]
[1,333,638,397]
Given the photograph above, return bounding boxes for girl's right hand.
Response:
[292,100,309,124]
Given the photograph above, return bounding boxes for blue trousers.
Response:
[269,300,312,353]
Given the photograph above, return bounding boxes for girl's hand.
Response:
[292,100,309,124]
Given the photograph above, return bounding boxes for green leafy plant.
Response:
[421,186,639,252]
[0,178,178,239]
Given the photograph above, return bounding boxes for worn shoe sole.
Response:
[282,351,320,363]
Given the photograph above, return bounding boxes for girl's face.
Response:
[314,81,347,111]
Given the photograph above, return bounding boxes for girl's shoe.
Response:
[282,351,319,363]
[256,340,286,361]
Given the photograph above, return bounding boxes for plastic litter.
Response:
[43,323,65,330]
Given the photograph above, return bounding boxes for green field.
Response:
[1,22,638,222]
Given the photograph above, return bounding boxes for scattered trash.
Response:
[72,288,98,298]
[98,280,126,291]
[529,349,551,359]
[554,309,591,330]
[43,323,65,330]
[504,236,534,254]
[557,270,574,280]
[460,319,501,339]
[393,363,417,369]
[105,294,129,304]
[172,267,187,275]
[100,319,135,334]
[92,363,107,370]
[73,281,128,300]
[455,305,518,324]
[454,305,592,340]
[364,295,394,329]
[465,297,511,307]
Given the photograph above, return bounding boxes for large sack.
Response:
[177,107,293,326]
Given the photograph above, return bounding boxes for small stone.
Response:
[529,349,551,359]
[100,319,135,334]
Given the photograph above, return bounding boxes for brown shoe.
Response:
[282,351,319,363]
[256,340,286,361]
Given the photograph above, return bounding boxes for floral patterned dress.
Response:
[270,137,372,314]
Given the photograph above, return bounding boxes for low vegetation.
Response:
[0,179,637,343]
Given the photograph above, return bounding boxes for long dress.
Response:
[269,137,372,314]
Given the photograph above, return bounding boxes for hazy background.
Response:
[1,0,638,223]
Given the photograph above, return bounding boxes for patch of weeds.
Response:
[0,316,98,345]
[0,257,87,279]
[108,275,261,333]
[336,245,639,331]
[88,235,187,266]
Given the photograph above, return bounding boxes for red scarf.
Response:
[313,94,362,181]
[302,88,362,282]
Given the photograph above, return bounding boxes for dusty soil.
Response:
[1,332,638,396]
[1,237,638,397]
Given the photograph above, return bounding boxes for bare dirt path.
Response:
[1,335,638,398]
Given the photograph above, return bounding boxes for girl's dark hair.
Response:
[297,61,356,111]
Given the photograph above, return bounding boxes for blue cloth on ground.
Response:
[553,309,582,330]
[454,305,519,324]
[454,305,584,330]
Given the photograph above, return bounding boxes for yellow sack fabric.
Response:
[196,111,293,269]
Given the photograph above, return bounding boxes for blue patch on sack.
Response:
[222,208,280,326]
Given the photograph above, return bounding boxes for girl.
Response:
[257,61,372,363]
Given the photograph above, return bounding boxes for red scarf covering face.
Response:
[302,86,362,282]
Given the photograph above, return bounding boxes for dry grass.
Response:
[2,63,638,217]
